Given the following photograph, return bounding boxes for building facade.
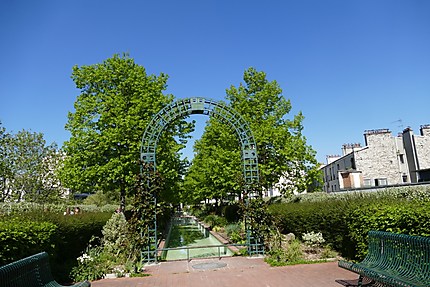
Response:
[322,125,430,192]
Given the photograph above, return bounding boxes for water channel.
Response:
[162,216,234,261]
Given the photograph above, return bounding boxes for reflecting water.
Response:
[162,219,234,260]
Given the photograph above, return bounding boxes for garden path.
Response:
[91,256,357,287]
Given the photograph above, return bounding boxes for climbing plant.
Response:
[129,162,164,262]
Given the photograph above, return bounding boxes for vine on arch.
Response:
[129,162,163,261]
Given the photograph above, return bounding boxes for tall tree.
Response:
[61,54,190,209]
[226,67,320,195]
[0,123,13,201]
[183,118,242,204]
[183,68,320,201]
[0,125,61,202]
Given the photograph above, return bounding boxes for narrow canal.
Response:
[162,217,234,261]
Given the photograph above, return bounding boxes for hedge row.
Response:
[268,196,430,260]
[0,211,112,283]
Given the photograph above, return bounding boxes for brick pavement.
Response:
[91,257,357,287]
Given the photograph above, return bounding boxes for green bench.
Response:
[0,252,90,287]
[338,230,430,287]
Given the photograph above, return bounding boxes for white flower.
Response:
[77,253,93,263]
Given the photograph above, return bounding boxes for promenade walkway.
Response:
[92,257,357,287]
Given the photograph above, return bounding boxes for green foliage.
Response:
[302,231,325,247]
[83,191,117,207]
[204,214,227,228]
[182,118,242,204]
[347,202,430,259]
[182,67,321,204]
[222,204,242,222]
[0,202,118,216]
[101,212,129,255]
[268,191,430,260]
[0,218,57,265]
[0,209,111,282]
[243,196,273,243]
[70,241,108,282]
[225,68,320,195]
[225,223,244,243]
[265,239,304,266]
[61,53,191,208]
[0,124,63,203]
[71,212,139,282]
[128,163,164,259]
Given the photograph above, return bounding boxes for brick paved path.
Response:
[91,257,357,287]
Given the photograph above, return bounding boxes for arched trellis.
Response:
[140,97,262,263]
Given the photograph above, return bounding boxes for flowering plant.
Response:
[302,231,325,247]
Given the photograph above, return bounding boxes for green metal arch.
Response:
[139,97,262,264]
[140,97,259,184]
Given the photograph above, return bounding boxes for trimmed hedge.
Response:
[0,218,57,265]
[0,211,112,283]
[268,196,430,260]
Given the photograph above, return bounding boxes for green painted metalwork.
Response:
[339,231,430,287]
[0,252,90,287]
[140,97,261,263]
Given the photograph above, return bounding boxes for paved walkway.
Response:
[91,257,357,287]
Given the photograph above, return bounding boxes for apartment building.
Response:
[321,125,430,192]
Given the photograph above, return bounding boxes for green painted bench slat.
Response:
[339,231,430,287]
[0,252,90,287]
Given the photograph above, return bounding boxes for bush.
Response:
[0,218,57,265]
[225,223,244,243]
[265,239,303,266]
[0,210,112,283]
[268,190,430,261]
[204,214,227,228]
[223,204,242,222]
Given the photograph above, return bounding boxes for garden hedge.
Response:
[268,196,430,260]
[0,211,112,283]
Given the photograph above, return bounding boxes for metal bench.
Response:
[338,230,430,287]
[0,252,90,287]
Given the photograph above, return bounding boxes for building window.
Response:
[363,179,371,187]
[337,164,340,170]
[375,178,387,186]
[351,158,356,169]
[399,154,405,164]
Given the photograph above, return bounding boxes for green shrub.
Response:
[268,191,430,261]
[0,210,112,283]
[204,214,227,228]
[346,201,430,260]
[225,223,244,243]
[223,204,241,222]
[0,218,57,265]
[265,239,303,266]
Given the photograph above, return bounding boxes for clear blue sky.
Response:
[1,0,429,163]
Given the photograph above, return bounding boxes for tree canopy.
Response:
[182,68,320,204]
[61,54,191,209]
[0,123,62,202]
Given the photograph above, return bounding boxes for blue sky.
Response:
[1,1,429,163]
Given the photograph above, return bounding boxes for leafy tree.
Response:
[0,125,61,202]
[61,54,191,209]
[0,123,13,201]
[183,118,242,204]
[183,68,320,202]
[226,67,320,195]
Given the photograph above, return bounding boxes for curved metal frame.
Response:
[140,97,261,263]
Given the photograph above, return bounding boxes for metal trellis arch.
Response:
[140,97,262,263]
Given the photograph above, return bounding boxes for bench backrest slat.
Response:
[368,230,430,284]
[0,252,57,287]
